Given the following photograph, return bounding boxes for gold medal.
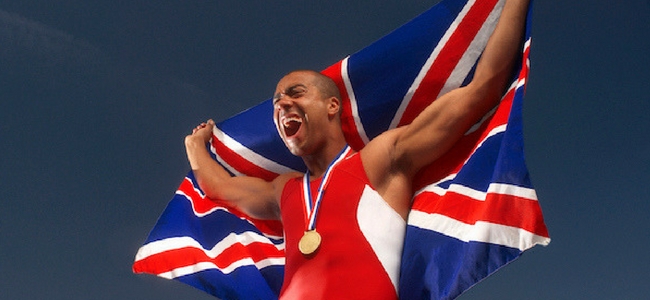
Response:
[298,230,321,255]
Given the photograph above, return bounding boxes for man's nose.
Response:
[275,95,293,109]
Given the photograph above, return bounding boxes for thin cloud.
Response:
[0,9,104,69]
[0,9,213,106]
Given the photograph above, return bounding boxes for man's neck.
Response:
[302,140,348,178]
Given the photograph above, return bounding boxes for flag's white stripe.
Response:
[158,257,286,279]
[489,183,537,200]
[466,104,500,135]
[212,126,299,175]
[389,0,476,129]
[341,56,370,145]
[437,0,505,99]
[213,147,244,177]
[135,232,285,262]
[135,236,199,261]
[514,38,531,91]
[517,77,526,90]
[523,38,532,75]
[524,38,531,58]
[417,181,538,202]
[408,211,550,251]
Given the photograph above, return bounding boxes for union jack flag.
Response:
[133,0,550,299]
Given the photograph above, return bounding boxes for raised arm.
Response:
[184,119,298,220]
[362,0,530,217]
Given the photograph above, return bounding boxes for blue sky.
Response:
[1,1,649,299]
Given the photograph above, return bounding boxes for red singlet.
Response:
[279,152,405,300]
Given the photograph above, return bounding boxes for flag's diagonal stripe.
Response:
[402,0,501,127]
[408,211,550,251]
[341,56,370,146]
[437,0,505,99]
[389,0,474,129]
[392,0,501,128]
[212,127,298,181]
[322,59,367,151]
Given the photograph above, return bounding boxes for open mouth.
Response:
[282,115,303,137]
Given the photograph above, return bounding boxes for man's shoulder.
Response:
[272,171,302,195]
[358,126,406,177]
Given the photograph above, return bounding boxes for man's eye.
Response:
[290,89,306,98]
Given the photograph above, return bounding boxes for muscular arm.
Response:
[184,119,299,220]
[362,0,530,217]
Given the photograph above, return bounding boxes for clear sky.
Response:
[1,1,649,299]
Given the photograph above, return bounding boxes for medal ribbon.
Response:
[302,145,351,231]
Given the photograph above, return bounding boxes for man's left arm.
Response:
[394,0,528,175]
[361,0,530,217]
[392,0,529,176]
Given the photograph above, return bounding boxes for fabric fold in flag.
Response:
[133,0,549,299]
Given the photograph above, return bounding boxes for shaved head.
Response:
[285,70,341,101]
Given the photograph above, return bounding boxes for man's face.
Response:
[273,71,328,156]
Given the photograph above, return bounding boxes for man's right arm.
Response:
[184,119,296,220]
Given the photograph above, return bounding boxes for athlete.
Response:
[184,0,530,298]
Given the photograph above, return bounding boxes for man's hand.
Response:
[185,119,215,148]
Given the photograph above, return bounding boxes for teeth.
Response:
[282,116,302,127]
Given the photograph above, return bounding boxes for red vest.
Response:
[279,152,405,300]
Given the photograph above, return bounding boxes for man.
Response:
[184,0,529,298]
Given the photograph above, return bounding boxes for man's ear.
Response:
[327,96,341,117]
